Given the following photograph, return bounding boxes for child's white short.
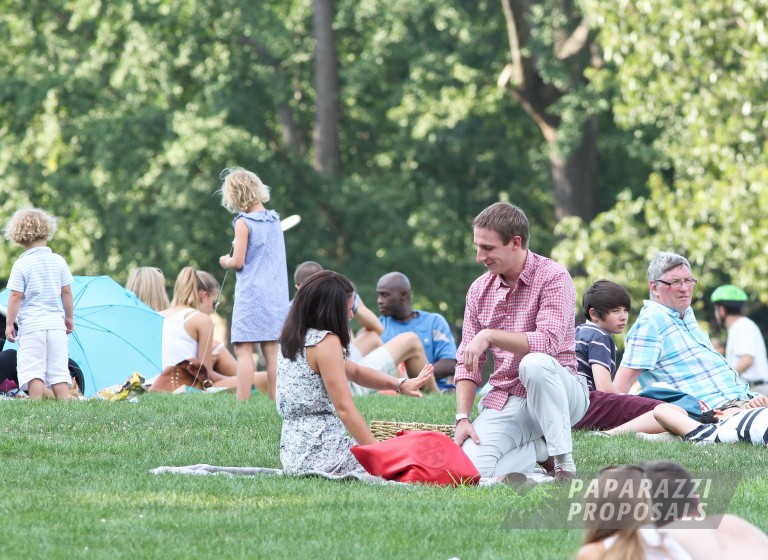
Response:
[17,329,70,391]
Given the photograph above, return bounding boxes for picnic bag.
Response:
[350,430,480,486]
[148,359,212,393]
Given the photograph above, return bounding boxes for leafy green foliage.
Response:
[0,0,700,331]
[0,0,557,326]
[556,0,768,319]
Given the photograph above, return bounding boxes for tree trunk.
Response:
[499,0,598,222]
[549,117,597,222]
[241,36,307,155]
[312,0,340,177]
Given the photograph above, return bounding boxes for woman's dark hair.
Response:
[280,270,354,360]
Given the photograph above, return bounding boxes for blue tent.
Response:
[1,275,162,397]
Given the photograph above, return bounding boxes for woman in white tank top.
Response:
[577,462,768,559]
[157,267,267,393]
[162,307,202,369]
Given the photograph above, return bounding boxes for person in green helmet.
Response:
[712,285,768,388]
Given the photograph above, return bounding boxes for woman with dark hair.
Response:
[277,270,433,474]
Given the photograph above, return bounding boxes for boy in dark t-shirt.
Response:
[572,280,670,434]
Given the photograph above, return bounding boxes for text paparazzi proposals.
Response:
[501,470,741,530]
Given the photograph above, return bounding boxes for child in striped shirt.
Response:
[4,208,74,399]
[653,400,768,446]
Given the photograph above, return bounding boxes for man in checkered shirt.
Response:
[614,252,761,410]
[453,202,589,480]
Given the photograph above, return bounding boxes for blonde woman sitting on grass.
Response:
[577,465,693,560]
[158,267,267,393]
[126,267,170,312]
[577,461,768,559]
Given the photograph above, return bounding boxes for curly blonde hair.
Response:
[4,208,58,245]
[219,167,271,212]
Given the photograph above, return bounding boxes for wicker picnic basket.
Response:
[370,420,455,441]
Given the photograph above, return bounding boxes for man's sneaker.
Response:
[537,455,555,476]
[499,472,553,486]
[636,431,683,442]
[554,467,576,481]
[499,472,529,486]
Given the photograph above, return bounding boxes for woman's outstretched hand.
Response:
[399,364,434,398]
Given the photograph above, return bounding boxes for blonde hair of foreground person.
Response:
[577,463,768,560]
[578,466,685,560]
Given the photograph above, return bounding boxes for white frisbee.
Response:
[280,214,301,232]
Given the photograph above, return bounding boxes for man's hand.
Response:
[5,325,16,343]
[453,419,480,446]
[463,330,490,374]
[64,317,74,334]
[743,394,768,409]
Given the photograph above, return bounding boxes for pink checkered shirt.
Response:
[455,251,578,411]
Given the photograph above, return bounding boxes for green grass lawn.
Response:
[2,392,766,559]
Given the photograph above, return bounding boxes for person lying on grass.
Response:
[578,461,768,560]
[640,460,768,557]
[653,398,768,446]
[276,270,433,475]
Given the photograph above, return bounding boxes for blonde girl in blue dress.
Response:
[219,167,289,401]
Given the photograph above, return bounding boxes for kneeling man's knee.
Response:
[461,439,496,478]
[519,353,557,385]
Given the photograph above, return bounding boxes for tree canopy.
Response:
[555,0,768,319]
[1,0,764,332]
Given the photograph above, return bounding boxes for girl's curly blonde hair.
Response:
[4,208,58,245]
[219,167,271,213]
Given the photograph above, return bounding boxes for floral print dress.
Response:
[276,329,363,474]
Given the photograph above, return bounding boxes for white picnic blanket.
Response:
[150,464,404,484]
[150,463,553,486]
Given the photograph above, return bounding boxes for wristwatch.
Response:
[396,377,408,394]
[454,412,470,425]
